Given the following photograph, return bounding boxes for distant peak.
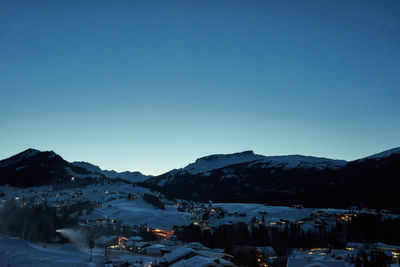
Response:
[362,147,400,160]
[21,148,59,159]
[185,150,265,174]
[0,148,62,168]
[234,150,255,156]
[19,148,40,158]
[23,148,40,153]
[195,150,256,163]
[182,150,348,175]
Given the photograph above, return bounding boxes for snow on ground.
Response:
[287,256,350,267]
[0,183,395,233]
[0,183,193,230]
[208,203,351,226]
[91,198,193,229]
[0,236,100,266]
[0,236,163,267]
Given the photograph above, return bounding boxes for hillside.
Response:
[142,148,400,212]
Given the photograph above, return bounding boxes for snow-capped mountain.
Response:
[71,161,151,182]
[183,150,347,175]
[0,148,54,168]
[1,147,400,211]
[0,149,69,188]
[143,147,400,211]
[0,149,150,187]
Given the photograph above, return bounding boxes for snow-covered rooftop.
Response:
[171,255,234,267]
[164,247,199,263]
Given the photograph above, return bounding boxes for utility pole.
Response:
[89,240,94,262]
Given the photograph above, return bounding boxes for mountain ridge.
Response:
[141,146,400,212]
[2,146,399,177]
[0,148,150,186]
[183,150,347,175]
[1,147,399,212]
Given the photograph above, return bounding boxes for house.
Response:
[171,255,234,267]
[287,257,351,267]
[345,242,368,251]
[125,236,143,248]
[94,236,118,248]
[197,249,234,262]
[163,247,201,265]
[144,244,170,256]
[187,241,205,250]
[373,242,400,263]
[256,246,276,257]
[287,249,354,267]
[330,249,357,261]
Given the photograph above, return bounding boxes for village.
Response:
[1,181,400,266]
[51,225,400,267]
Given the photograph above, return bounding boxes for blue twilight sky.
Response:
[1,0,399,175]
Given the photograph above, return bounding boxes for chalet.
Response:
[171,255,234,267]
[94,235,118,248]
[286,257,350,267]
[144,244,170,256]
[163,247,202,265]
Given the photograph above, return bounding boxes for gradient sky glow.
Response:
[1,0,399,175]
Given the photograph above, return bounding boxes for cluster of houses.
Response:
[95,235,235,267]
[286,242,400,267]
[180,200,372,233]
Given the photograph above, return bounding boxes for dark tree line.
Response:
[143,193,165,210]
[85,223,157,243]
[0,200,77,242]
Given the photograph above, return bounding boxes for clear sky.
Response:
[1,0,399,175]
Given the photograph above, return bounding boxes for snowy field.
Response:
[0,183,392,232]
[0,183,399,266]
[0,236,162,267]
[208,203,349,226]
[87,198,193,229]
[0,236,99,266]
[0,183,194,229]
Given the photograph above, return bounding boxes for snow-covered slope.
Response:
[184,151,265,174]
[101,169,150,181]
[0,236,101,266]
[362,147,400,160]
[72,161,103,174]
[183,151,347,174]
[71,161,151,182]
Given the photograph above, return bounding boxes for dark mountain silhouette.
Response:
[0,148,149,187]
[142,148,400,212]
[0,149,70,187]
[1,147,399,212]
